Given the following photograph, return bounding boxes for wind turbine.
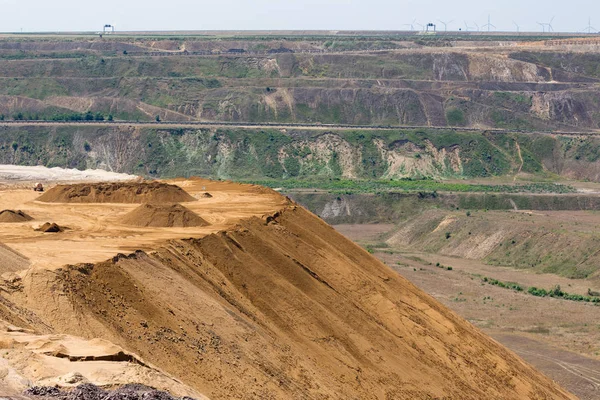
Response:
[464,20,474,31]
[583,17,597,33]
[538,16,555,33]
[513,21,520,33]
[482,15,496,32]
[438,19,454,31]
[473,21,480,31]
[415,22,425,32]
[404,19,418,31]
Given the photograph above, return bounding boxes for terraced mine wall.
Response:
[0,36,600,131]
[3,124,600,181]
[290,192,600,224]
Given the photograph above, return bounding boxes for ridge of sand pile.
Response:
[35,222,65,233]
[38,182,196,204]
[121,203,210,228]
[0,210,33,223]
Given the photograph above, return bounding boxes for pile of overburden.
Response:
[0,209,33,223]
[121,203,209,228]
[38,182,196,204]
[35,222,66,233]
[24,383,196,400]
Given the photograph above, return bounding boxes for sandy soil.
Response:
[0,174,574,399]
[0,321,206,399]
[0,179,287,270]
[492,333,600,400]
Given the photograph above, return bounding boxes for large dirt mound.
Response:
[38,182,196,204]
[19,205,573,399]
[0,209,33,223]
[121,204,209,228]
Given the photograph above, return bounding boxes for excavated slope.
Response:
[121,203,210,228]
[38,182,196,204]
[11,205,573,399]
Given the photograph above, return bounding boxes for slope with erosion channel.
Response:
[290,190,600,279]
[5,124,600,182]
[384,208,600,280]
[1,188,574,399]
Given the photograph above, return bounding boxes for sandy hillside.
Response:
[0,175,576,399]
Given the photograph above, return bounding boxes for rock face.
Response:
[6,125,600,183]
[6,203,574,399]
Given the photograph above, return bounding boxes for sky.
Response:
[1,0,599,33]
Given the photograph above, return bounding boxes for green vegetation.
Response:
[435,262,453,271]
[482,277,600,304]
[252,178,575,195]
[446,108,466,126]
[528,285,600,303]
[482,277,523,292]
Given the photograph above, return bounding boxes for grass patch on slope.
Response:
[251,178,576,195]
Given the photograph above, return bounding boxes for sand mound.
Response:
[200,192,213,198]
[121,203,209,228]
[43,206,572,399]
[35,222,65,233]
[38,182,196,204]
[0,210,33,223]
[0,242,30,272]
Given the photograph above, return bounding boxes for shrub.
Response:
[445,232,451,239]
[446,108,466,126]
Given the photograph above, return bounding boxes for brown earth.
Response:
[121,203,209,228]
[37,182,196,204]
[0,210,33,223]
[0,179,575,399]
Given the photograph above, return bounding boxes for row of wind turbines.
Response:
[404,16,598,33]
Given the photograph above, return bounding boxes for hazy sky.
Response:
[1,0,599,33]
